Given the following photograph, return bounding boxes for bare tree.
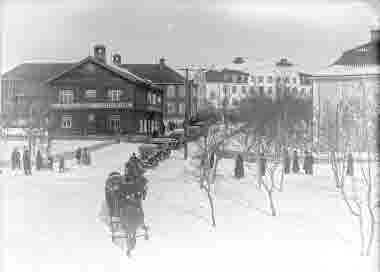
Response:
[324,81,378,256]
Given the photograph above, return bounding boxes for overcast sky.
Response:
[1,0,379,74]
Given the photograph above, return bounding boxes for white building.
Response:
[311,28,380,151]
[250,58,313,100]
[204,68,251,109]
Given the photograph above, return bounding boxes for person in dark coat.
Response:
[81,147,87,165]
[260,152,266,177]
[23,149,32,175]
[35,150,43,171]
[58,156,65,173]
[303,150,309,174]
[15,149,21,170]
[47,156,54,170]
[308,151,314,175]
[11,148,17,171]
[75,147,82,164]
[292,150,299,173]
[283,148,290,174]
[210,152,215,169]
[234,154,244,178]
[347,153,354,176]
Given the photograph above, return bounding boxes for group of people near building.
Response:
[11,147,32,175]
[75,147,92,166]
[256,148,315,177]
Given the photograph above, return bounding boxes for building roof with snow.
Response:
[120,60,184,84]
[313,29,380,79]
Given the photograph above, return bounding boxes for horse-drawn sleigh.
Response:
[104,155,150,257]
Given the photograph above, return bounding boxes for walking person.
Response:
[303,150,309,174]
[23,148,32,175]
[292,149,300,174]
[75,147,82,165]
[35,150,43,171]
[81,147,87,165]
[257,151,266,188]
[58,156,65,173]
[283,148,290,174]
[308,150,314,175]
[11,148,18,171]
[347,153,354,177]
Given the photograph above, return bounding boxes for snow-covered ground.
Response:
[2,143,378,272]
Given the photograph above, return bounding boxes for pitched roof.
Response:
[119,64,184,84]
[205,69,249,82]
[332,40,380,66]
[2,62,76,81]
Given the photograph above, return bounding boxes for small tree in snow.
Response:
[324,81,378,256]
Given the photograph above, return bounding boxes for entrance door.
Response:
[107,115,120,133]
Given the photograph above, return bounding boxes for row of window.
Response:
[58,89,124,104]
[147,92,161,105]
[253,76,298,84]
[223,74,249,83]
[167,102,185,114]
[166,85,185,98]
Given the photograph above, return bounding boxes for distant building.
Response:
[250,58,313,100]
[120,58,193,126]
[311,28,380,150]
[1,45,164,136]
[204,68,250,109]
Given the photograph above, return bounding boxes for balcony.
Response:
[50,102,133,110]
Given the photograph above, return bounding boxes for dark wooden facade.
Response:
[47,58,163,136]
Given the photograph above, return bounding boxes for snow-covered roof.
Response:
[312,64,380,78]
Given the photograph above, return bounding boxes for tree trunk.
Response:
[267,190,276,216]
[206,189,216,227]
[365,205,375,256]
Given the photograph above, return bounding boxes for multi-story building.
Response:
[120,58,195,127]
[250,58,313,100]
[311,28,380,150]
[204,68,250,109]
[1,45,164,136]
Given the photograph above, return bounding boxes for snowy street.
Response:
[2,143,378,272]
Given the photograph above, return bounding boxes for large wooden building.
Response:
[1,45,164,136]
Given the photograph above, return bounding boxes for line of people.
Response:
[282,149,314,175]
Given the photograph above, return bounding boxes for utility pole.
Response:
[184,68,190,160]
[178,66,208,160]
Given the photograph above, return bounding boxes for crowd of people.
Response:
[8,145,92,175]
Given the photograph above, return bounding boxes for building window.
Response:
[232,86,237,94]
[223,85,229,96]
[268,87,273,95]
[107,115,120,130]
[267,76,273,84]
[167,102,176,113]
[232,98,239,106]
[259,86,264,96]
[293,78,297,84]
[242,86,247,94]
[300,88,306,96]
[108,89,121,102]
[167,85,175,98]
[178,86,186,98]
[59,90,74,104]
[178,103,185,114]
[85,89,96,98]
[209,91,216,100]
[251,76,256,84]
[258,76,264,83]
[157,94,162,104]
[249,86,255,95]
[61,115,72,128]
[292,87,297,96]
[88,113,95,122]
[284,77,290,84]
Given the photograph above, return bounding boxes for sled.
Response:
[105,172,149,257]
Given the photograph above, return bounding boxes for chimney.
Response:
[159,57,166,70]
[112,53,122,66]
[94,44,106,63]
[370,28,380,42]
